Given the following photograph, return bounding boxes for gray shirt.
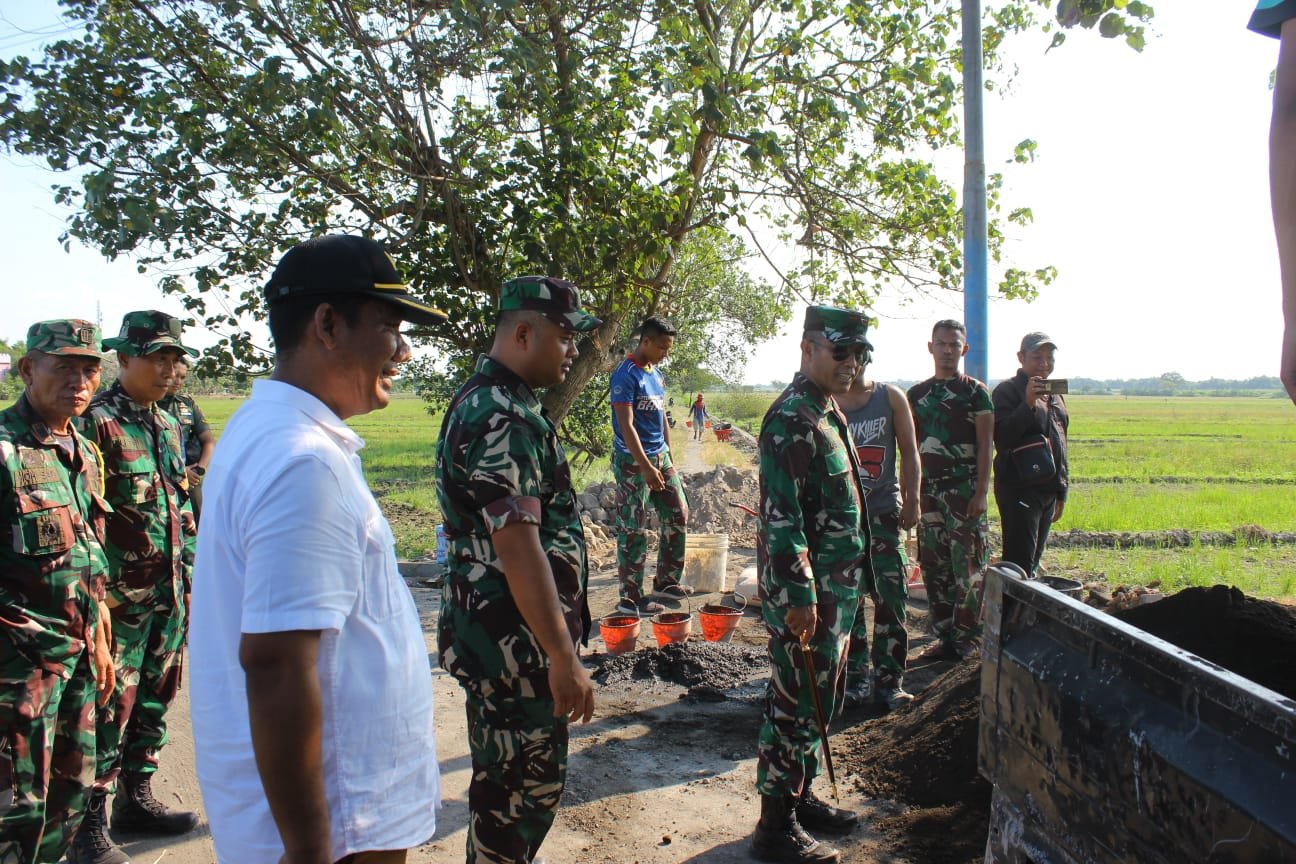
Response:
[845,383,899,516]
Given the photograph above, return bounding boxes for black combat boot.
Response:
[751,794,841,863]
[110,773,199,835]
[67,791,130,864]
[795,789,860,834]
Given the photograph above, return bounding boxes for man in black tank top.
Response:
[838,355,920,711]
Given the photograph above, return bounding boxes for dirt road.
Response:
[122,539,959,864]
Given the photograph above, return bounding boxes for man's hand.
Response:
[785,604,818,646]
[548,652,595,724]
[1052,498,1066,524]
[1026,376,1048,408]
[967,490,989,520]
[643,464,666,492]
[93,602,115,706]
[185,467,204,487]
[900,498,919,532]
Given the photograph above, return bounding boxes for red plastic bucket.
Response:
[699,604,743,642]
[650,611,692,647]
[599,615,641,655]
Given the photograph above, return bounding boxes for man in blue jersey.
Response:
[1250,1,1296,404]
[610,316,689,616]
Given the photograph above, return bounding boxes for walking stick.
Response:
[797,642,840,803]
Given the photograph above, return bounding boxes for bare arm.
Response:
[196,428,215,471]
[1274,19,1296,404]
[970,412,993,518]
[887,386,921,531]
[492,522,595,723]
[612,402,665,491]
[240,630,332,864]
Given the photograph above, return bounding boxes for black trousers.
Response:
[994,484,1058,576]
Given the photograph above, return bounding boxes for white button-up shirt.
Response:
[190,380,439,863]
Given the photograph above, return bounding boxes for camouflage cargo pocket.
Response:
[12,500,74,557]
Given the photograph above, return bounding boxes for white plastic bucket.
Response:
[683,533,729,593]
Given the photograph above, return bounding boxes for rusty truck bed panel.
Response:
[978,568,1296,864]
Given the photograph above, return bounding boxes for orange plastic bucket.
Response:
[650,611,692,647]
[599,614,641,655]
[699,603,743,642]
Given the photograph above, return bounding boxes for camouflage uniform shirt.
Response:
[436,355,590,689]
[0,394,109,680]
[157,392,210,467]
[81,381,195,606]
[757,372,873,607]
[906,375,993,487]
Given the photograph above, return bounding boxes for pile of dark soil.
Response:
[591,642,766,690]
[1115,584,1296,699]
[838,659,988,864]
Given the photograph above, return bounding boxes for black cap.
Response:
[264,235,448,326]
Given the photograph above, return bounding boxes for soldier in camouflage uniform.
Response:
[610,315,689,616]
[156,359,212,522]
[0,320,116,864]
[753,306,874,864]
[437,276,600,864]
[70,312,199,864]
[905,320,993,662]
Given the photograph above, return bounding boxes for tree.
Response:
[0,0,1150,440]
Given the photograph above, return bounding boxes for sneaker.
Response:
[616,599,665,616]
[953,638,981,660]
[874,685,915,712]
[916,641,959,662]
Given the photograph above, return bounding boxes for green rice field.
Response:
[199,393,1296,600]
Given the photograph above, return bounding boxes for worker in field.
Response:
[992,332,1070,576]
[437,276,599,864]
[157,357,213,522]
[72,311,201,864]
[691,392,707,439]
[753,306,874,864]
[0,320,115,864]
[906,320,993,661]
[838,342,920,712]
[188,236,443,863]
[610,315,690,617]
[1250,1,1296,404]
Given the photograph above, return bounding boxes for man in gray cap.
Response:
[72,311,200,864]
[190,235,444,864]
[991,332,1070,575]
[752,305,874,864]
[0,320,115,864]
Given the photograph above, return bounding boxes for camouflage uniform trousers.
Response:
[0,652,96,864]
[756,592,859,799]
[611,450,688,604]
[93,598,184,790]
[847,510,909,688]
[918,480,988,648]
[462,676,567,864]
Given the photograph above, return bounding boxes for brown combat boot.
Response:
[111,773,199,835]
[751,794,841,863]
[67,791,130,864]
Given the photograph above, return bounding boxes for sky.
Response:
[0,3,1285,386]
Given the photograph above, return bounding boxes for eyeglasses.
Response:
[810,338,868,363]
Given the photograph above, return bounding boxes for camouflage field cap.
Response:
[499,276,602,332]
[805,305,872,348]
[102,310,199,357]
[25,319,107,359]
[264,234,448,326]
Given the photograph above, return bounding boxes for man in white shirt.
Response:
[189,235,445,864]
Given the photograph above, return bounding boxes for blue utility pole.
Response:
[962,0,989,383]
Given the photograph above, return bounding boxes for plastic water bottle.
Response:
[435,524,447,564]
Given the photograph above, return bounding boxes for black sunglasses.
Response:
[811,338,868,362]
